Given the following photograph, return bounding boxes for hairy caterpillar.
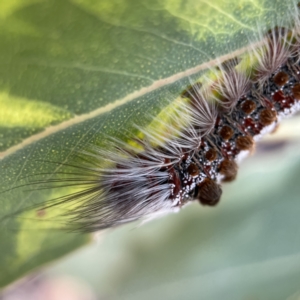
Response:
[2,2,300,233]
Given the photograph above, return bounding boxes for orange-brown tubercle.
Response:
[219,159,238,182]
[259,109,277,126]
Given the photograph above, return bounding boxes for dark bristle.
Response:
[168,167,182,200]
[219,57,241,71]
[181,82,202,100]
[267,26,290,40]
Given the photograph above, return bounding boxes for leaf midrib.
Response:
[0,42,258,159]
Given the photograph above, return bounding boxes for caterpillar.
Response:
[3,2,300,233]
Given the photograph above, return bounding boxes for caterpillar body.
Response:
[4,5,300,233]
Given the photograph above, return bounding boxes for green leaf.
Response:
[0,0,296,289]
